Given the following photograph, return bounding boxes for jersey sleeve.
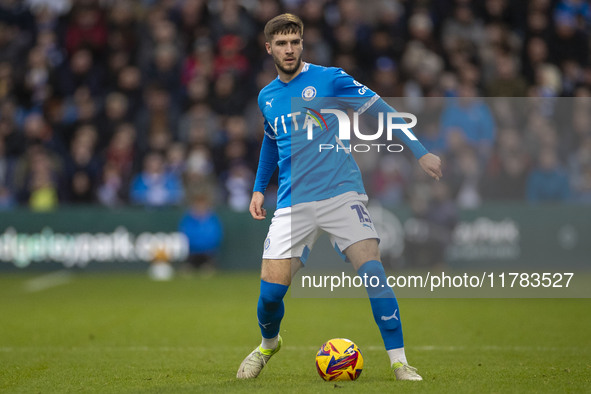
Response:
[332,68,380,112]
[253,132,279,194]
[364,97,428,159]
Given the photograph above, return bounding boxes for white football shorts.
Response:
[262,191,380,262]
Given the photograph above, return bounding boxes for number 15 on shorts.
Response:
[351,204,373,229]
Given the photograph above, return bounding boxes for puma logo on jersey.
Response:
[266,99,274,107]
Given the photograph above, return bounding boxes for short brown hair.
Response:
[264,13,304,42]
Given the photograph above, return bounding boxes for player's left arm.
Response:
[418,152,442,181]
[332,68,442,180]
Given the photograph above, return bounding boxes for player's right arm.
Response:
[251,127,279,220]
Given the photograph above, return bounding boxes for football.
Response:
[315,338,364,381]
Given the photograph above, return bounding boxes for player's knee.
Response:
[259,280,289,310]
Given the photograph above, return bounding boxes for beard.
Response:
[274,54,302,75]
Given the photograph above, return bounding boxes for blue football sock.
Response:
[357,260,404,350]
[257,280,289,339]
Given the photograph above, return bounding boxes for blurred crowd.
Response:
[1,0,591,212]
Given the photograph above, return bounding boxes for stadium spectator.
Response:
[485,53,528,97]
[440,83,496,161]
[0,185,15,209]
[449,147,483,209]
[165,142,186,178]
[213,34,249,80]
[105,1,139,56]
[549,11,588,68]
[64,3,107,56]
[115,65,143,117]
[178,102,218,145]
[483,128,531,201]
[371,154,412,207]
[181,38,214,86]
[129,151,183,207]
[0,134,9,185]
[442,3,486,60]
[569,136,591,202]
[104,122,135,182]
[97,161,125,207]
[405,180,458,268]
[221,159,254,212]
[63,125,100,203]
[96,92,131,150]
[178,187,223,272]
[14,145,62,210]
[185,144,215,185]
[527,148,571,202]
[146,43,183,100]
[0,0,589,211]
[134,83,180,153]
[554,0,591,29]
[53,47,105,98]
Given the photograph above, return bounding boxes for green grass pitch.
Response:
[0,272,589,393]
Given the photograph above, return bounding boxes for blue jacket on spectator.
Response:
[179,210,223,256]
[129,172,184,206]
[526,168,571,202]
[441,98,496,150]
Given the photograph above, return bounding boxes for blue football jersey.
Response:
[255,63,378,208]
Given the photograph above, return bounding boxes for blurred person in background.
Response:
[405,181,458,268]
[165,142,187,178]
[182,38,215,88]
[184,143,215,186]
[63,124,100,203]
[440,82,496,162]
[221,159,254,212]
[146,43,182,101]
[448,147,483,209]
[213,115,258,173]
[178,186,223,273]
[370,154,412,207]
[0,0,589,213]
[485,53,528,97]
[0,185,15,209]
[14,144,62,210]
[135,83,180,153]
[522,36,550,85]
[27,161,59,211]
[527,147,571,202]
[97,161,125,207]
[53,47,105,98]
[0,135,14,209]
[568,136,591,202]
[96,92,131,151]
[129,151,184,207]
[550,11,588,70]
[103,122,135,183]
[483,128,531,201]
[115,65,143,117]
[63,2,107,56]
[442,2,485,65]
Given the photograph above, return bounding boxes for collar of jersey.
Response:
[276,62,310,85]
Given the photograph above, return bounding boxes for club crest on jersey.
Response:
[302,86,317,101]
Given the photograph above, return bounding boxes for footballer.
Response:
[236,13,442,381]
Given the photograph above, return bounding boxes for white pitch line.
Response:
[23,270,73,293]
[0,345,585,353]
[286,345,584,352]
